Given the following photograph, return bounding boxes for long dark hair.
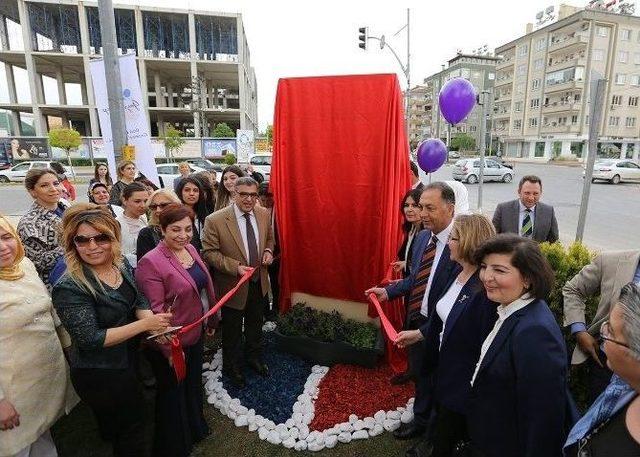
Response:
[94,162,113,186]
[215,165,244,211]
[176,176,208,226]
[400,188,423,233]
[192,171,216,215]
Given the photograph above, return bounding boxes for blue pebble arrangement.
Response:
[222,335,313,424]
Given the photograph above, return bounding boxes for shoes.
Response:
[394,421,426,440]
[405,438,433,457]
[223,366,246,388]
[247,358,269,377]
[390,371,412,385]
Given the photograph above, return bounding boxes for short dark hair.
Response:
[158,203,195,229]
[409,161,419,178]
[518,175,542,191]
[49,161,65,174]
[258,181,272,196]
[474,234,554,300]
[423,182,456,205]
[121,182,147,200]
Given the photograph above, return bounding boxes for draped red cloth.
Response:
[271,74,411,373]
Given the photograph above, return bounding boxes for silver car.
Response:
[452,158,514,184]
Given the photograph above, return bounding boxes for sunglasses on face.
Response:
[149,202,172,210]
[73,233,112,247]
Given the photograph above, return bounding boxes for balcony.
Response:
[494,92,513,101]
[540,123,582,134]
[496,57,515,70]
[548,35,589,54]
[493,111,511,120]
[547,56,587,72]
[495,76,513,88]
[544,78,584,94]
[542,101,581,114]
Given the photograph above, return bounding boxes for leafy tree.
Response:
[212,122,235,138]
[163,125,185,158]
[265,124,273,149]
[224,153,237,165]
[48,128,81,179]
[450,133,476,151]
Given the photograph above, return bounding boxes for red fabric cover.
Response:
[271,74,411,371]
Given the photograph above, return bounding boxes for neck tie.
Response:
[244,213,259,282]
[521,209,533,238]
[406,235,438,323]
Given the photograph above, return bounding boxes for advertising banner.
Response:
[236,129,254,162]
[0,137,50,162]
[203,138,236,158]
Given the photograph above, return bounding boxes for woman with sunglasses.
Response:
[136,189,181,262]
[52,204,171,457]
[564,282,640,456]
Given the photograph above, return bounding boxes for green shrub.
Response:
[278,303,378,350]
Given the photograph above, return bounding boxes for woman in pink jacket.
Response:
[135,203,217,457]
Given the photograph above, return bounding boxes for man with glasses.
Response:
[563,249,640,402]
[202,177,275,388]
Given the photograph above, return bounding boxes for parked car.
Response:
[0,161,71,183]
[249,154,272,181]
[452,158,514,184]
[156,163,206,189]
[584,159,640,184]
[186,158,224,173]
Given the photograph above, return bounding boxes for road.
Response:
[0,163,638,250]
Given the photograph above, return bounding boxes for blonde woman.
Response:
[136,188,181,261]
[52,204,171,457]
[109,160,136,206]
[0,214,77,456]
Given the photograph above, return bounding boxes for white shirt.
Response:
[435,277,466,347]
[470,294,535,386]
[115,213,148,267]
[518,201,536,236]
[420,220,454,318]
[233,203,260,263]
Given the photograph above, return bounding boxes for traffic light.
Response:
[358,27,368,50]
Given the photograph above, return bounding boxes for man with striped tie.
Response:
[492,175,559,243]
[366,182,461,449]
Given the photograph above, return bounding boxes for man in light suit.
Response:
[202,177,275,388]
[492,175,559,243]
[563,249,640,401]
[366,182,461,455]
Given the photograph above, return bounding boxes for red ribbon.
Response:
[170,267,256,381]
[367,292,399,343]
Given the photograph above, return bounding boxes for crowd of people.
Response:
[1,157,639,457]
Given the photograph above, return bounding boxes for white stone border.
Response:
[202,348,415,451]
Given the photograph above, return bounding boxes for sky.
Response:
[0,0,628,131]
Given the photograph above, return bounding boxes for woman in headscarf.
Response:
[0,214,77,456]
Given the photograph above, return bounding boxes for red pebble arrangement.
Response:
[309,363,414,432]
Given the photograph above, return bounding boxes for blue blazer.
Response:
[423,272,497,415]
[466,299,568,457]
[385,229,461,329]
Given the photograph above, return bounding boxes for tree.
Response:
[224,153,237,165]
[450,133,476,152]
[212,122,235,138]
[163,125,185,158]
[265,124,273,150]
[48,128,81,179]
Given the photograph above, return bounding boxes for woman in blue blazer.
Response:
[467,234,570,457]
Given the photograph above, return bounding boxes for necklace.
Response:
[96,265,122,288]
[173,249,194,268]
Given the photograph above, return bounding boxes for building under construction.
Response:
[0,0,258,139]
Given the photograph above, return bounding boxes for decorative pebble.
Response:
[326,434,338,448]
[234,415,248,427]
[401,409,414,424]
[267,430,281,445]
[308,442,325,452]
[339,422,352,432]
[258,427,268,440]
[370,423,384,437]
[352,430,369,440]
[294,441,307,451]
[282,437,296,449]
[337,432,352,443]
[383,419,401,432]
[348,414,358,424]
[353,419,365,431]
[387,410,401,420]
[364,417,376,429]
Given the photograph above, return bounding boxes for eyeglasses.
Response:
[599,320,629,348]
[238,192,259,200]
[73,233,112,247]
[149,202,172,210]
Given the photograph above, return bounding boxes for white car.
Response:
[452,158,514,184]
[0,161,71,183]
[156,163,206,189]
[585,159,640,184]
[249,154,272,182]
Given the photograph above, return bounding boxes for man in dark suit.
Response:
[492,175,559,243]
[202,177,275,388]
[366,182,460,454]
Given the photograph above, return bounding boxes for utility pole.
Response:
[576,77,606,242]
[98,0,127,162]
[477,90,490,212]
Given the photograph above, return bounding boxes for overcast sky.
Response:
[1,0,625,131]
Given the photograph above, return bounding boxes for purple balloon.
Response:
[438,78,477,125]
[416,139,448,173]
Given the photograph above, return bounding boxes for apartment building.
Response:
[494,7,640,161]
[407,84,428,149]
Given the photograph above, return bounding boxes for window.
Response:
[630,96,639,106]
[529,117,538,127]
[516,83,525,94]
[517,64,526,76]
[536,38,546,51]
[530,98,540,108]
[468,125,477,132]
[11,163,31,171]
[585,115,589,125]
[488,72,495,80]
[574,93,581,102]
[609,116,620,126]
[461,68,470,78]
[620,29,632,41]
[518,45,528,56]
[635,53,640,65]
[597,26,609,37]
[513,120,522,130]
[613,95,623,105]
[571,115,578,125]
[558,117,567,125]
[593,49,605,61]
[534,58,544,70]
[619,51,629,63]
[631,75,640,86]
[515,101,523,112]
[615,73,626,85]
[626,117,637,127]
[532,78,541,90]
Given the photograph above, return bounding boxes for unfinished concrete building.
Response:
[0,0,258,139]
